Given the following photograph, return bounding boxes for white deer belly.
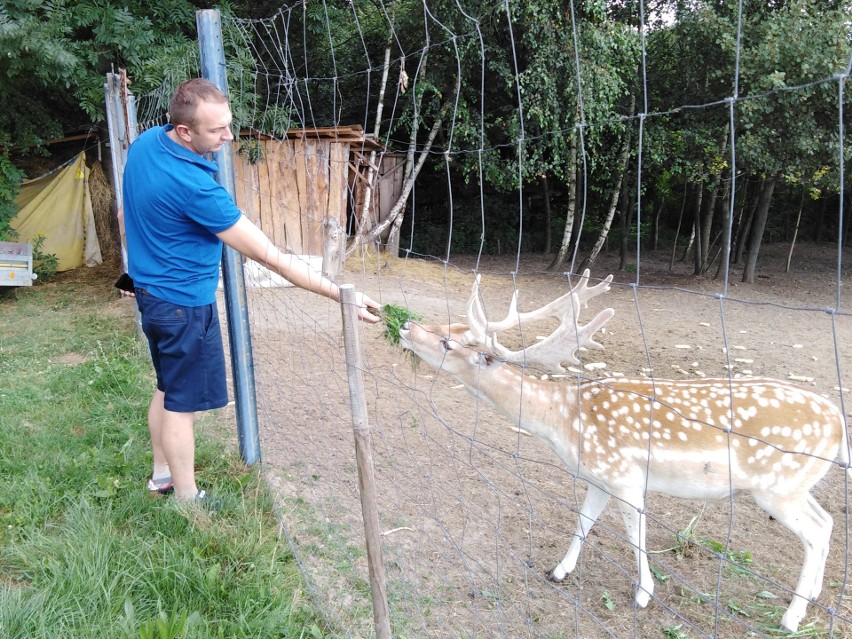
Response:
[642,448,745,498]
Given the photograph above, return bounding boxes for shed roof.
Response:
[239,125,384,150]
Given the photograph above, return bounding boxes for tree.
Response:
[639,0,851,281]
[511,0,641,270]
[0,0,205,233]
[732,0,851,282]
[0,0,203,148]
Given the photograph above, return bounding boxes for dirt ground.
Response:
[233,241,851,639]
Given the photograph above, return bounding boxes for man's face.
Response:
[176,100,234,156]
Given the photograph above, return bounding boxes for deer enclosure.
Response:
[238,242,851,639]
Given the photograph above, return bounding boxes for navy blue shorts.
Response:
[135,289,229,413]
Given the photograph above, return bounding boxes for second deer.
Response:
[398,269,850,633]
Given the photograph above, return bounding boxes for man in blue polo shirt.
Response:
[123,78,380,502]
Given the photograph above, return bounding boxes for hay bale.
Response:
[88,160,119,262]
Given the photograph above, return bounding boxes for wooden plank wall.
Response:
[233,137,350,256]
[377,154,406,220]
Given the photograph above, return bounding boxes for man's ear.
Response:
[173,123,192,140]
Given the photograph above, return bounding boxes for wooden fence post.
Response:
[339,284,392,639]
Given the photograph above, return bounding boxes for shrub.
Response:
[0,152,24,241]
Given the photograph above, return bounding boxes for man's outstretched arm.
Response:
[217,214,381,323]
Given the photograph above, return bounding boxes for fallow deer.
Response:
[398,270,850,633]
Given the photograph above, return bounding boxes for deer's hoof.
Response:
[780,611,802,634]
[547,569,565,583]
[635,587,651,608]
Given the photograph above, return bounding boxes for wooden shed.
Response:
[232,126,404,264]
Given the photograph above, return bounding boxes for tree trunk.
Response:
[713,171,732,280]
[353,61,464,256]
[356,41,394,238]
[547,129,579,271]
[697,125,728,274]
[679,224,696,262]
[350,13,431,255]
[541,174,553,254]
[742,176,776,283]
[698,179,720,274]
[689,187,704,267]
[785,187,805,272]
[386,199,406,255]
[580,95,634,270]
[670,181,689,270]
[619,172,636,271]
[728,178,749,266]
[734,184,759,266]
[813,195,827,242]
[652,200,663,251]
[693,197,704,274]
[355,108,445,252]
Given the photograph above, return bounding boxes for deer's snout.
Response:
[398,322,413,348]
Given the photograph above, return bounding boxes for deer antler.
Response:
[465,270,615,372]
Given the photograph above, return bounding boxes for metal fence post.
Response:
[104,70,143,339]
[197,8,261,466]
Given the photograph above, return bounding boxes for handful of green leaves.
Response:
[379,303,423,346]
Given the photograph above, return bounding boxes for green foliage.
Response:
[662,624,690,639]
[123,604,203,639]
[0,151,23,241]
[236,137,267,165]
[30,234,59,281]
[0,0,201,150]
[380,303,423,346]
[3,0,851,268]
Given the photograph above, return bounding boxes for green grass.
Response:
[0,268,326,639]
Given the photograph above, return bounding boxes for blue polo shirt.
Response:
[122,125,242,306]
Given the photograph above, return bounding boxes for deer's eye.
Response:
[440,338,452,351]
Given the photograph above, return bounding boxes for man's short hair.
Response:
[168,79,228,128]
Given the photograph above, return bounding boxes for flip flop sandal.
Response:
[147,477,174,496]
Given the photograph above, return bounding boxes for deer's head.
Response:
[399,269,615,375]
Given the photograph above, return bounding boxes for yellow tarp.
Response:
[12,153,102,272]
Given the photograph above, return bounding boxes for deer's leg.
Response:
[548,483,611,582]
[752,491,833,634]
[616,490,652,608]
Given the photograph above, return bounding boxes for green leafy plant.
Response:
[653,510,704,558]
[662,624,690,639]
[379,303,422,347]
[31,234,59,281]
[0,152,24,241]
[693,535,753,578]
[137,608,202,639]
[650,564,669,583]
[236,137,267,165]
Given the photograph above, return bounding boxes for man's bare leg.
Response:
[160,408,198,500]
[149,389,198,499]
[148,390,171,481]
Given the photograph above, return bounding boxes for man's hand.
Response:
[354,291,381,324]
